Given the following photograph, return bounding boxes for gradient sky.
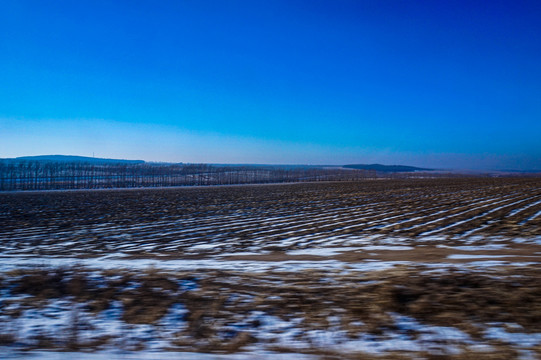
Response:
[1,0,540,169]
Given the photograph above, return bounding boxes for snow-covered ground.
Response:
[1,180,541,358]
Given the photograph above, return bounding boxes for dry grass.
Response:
[1,265,540,356]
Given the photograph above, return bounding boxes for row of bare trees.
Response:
[0,161,381,191]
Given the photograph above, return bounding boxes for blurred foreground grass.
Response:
[1,264,540,358]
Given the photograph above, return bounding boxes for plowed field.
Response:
[1,178,540,359]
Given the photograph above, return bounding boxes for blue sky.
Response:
[1,0,540,169]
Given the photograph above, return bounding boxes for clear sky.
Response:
[1,0,540,170]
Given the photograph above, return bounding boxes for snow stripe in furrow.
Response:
[220,205,396,237]
[401,192,527,232]
[459,219,500,237]
[362,204,457,231]
[158,190,491,239]
[154,190,488,236]
[244,201,426,236]
[122,209,364,243]
[506,197,541,217]
[470,198,541,235]
[193,200,408,239]
[520,209,541,225]
[327,207,448,233]
[419,195,537,236]
[396,194,519,232]
[0,191,511,247]
[171,202,383,232]
[385,194,508,229]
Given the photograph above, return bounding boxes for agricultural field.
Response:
[1,177,541,359]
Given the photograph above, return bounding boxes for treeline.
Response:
[0,161,383,191]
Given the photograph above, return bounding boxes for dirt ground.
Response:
[1,178,540,358]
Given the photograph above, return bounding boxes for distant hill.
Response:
[343,164,433,172]
[2,155,145,165]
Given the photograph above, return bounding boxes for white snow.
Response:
[447,254,518,259]
[0,350,316,360]
[437,244,508,251]
[286,247,361,256]
[485,325,541,347]
[360,245,414,251]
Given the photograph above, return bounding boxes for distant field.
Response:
[1,178,540,258]
[1,178,540,358]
